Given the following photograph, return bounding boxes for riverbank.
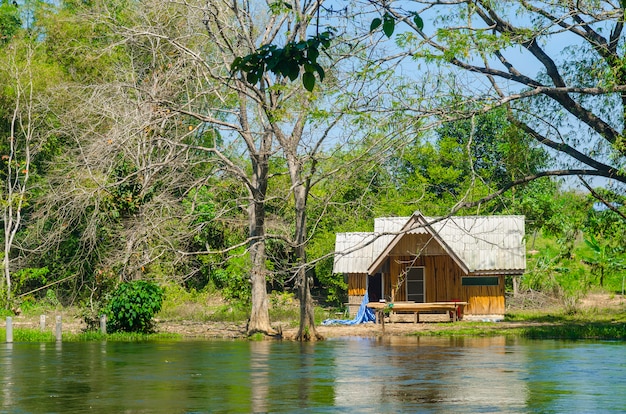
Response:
[3,293,625,341]
[109,291,626,340]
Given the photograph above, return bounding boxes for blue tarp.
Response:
[322,292,376,325]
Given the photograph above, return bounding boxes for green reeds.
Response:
[0,327,181,343]
[520,323,626,340]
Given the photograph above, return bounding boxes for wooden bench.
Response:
[367,301,467,326]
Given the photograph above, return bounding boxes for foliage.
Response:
[12,267,49,296]
[582,234,625,287]
[208,251,251,302]
[0,326,181,342]
[0,1,20,45]
[231,30,333,92]
[209,302,249,322]
[520,323,626,340]
[104,280,164,333]
[231,6,424,91]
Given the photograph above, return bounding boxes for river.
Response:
[1,336,624,413]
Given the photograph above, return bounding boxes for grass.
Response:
[0,326,182,342]
[520,323,626,340]
[410,306,626,340]
[4,287,625,341]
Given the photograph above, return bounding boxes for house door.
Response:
[368,273,382,302]
[406,267,425,303]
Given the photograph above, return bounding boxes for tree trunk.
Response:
[292,185,322,341]
[1,44,34,307]
[247,201,272,334]
[246,143,273,335]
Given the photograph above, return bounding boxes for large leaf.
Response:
[383,13,395,38]
[303,72,315,92]
[413,13,424,30]
[370,17,382,32]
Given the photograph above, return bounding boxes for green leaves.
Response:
[231,7,426,91]
[382,13,395,38]
[105,281,164,333]
[0,2,21,45]
[370,12,424,38]
[231,30,333,92]
[413,13,424,31]
[370,17,382,32]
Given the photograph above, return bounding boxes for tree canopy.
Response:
[0,0,624,339]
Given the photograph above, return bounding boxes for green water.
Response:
[1,336,625,413]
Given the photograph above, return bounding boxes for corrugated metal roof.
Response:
[427,215,526,273]
[333,232,375,273]
[335,212,526,275]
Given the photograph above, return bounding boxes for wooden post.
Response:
[100,315,107,334]
[40,315,46,331]
[55,316,62,342]
[6,317,13,343]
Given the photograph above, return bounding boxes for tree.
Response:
[23,0,224,306]
[238,1,626,210]
[372,1,626,207]
[0,1,20,44]
[0,42,35,305]
[0,28,62,305]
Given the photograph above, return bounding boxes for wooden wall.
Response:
[463,284,505,314]
[382,255,505,315]
[345,248,507,315]
[347,273,366,296]
[347,273,366,317]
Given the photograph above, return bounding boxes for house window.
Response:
[406,267,425,303]
[461,276,499,286]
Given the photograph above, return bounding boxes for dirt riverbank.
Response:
[6,314,545,340]
[5,293,624,340]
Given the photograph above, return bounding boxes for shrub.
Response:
[105,281,164,333]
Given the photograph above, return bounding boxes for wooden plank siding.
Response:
[463,284,505,314]
[347,273,366,296]
[383,254,505,315]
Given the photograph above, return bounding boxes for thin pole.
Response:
[100,315,107,335]
[6,317,13,343]
[55,316,62,342]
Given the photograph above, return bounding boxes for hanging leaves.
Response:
[382,12,395,37]
[231,30,334,92]
[413,12,424,30]
[370,11,424,37]
[370,17,382,32]
[231,6,425,91]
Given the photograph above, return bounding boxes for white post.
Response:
[40,314,46,331]
[100,315,107,334]
[6,317,12,343]
[55,316,62,342]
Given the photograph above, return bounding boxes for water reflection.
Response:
[0,337,624,412]
[331,336,529,412]
[250,340,270,412]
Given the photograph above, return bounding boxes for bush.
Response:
[105,281,164,333]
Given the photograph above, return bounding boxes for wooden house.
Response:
[333,212,526,318]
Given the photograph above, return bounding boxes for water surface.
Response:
[1,336,624,413]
